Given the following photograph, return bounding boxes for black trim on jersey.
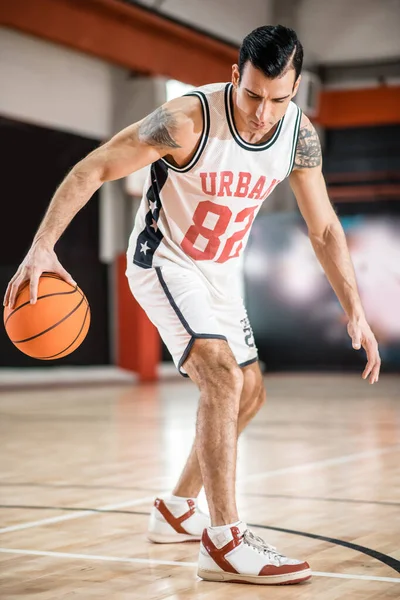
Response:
[161,91,210,173]
[286,105,303,177]
[155,266,228,377]
[224,83,285,152]
[133,160,168,269]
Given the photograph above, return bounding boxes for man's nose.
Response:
[255,101,270,123]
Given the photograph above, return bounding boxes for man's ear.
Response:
[232,64,240,87]
[292,74,301,98]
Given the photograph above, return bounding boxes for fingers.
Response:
[29,270,41,304]
[3,261,77,309]
[3,280,12,307]
[370,359,381,385]
[363,361,380,384]
[57,266,77,288]
[362,340,381,384]
[5,267,42,308]
[5,273,26,309]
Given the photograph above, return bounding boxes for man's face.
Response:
[232,61,300,134]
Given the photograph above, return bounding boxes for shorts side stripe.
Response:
[155,267,227,342]
[155,266,228,377]
[155,267,196,336]
[239,357,258,369]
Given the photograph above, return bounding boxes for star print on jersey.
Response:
[133,159,168,268]
[140,241,151,255]
[149,199,157,213]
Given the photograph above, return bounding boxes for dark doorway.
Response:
[0,116,110,366]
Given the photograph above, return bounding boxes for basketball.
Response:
[3,272,90,360]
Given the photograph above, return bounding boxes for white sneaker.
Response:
[147,497,211,543]
[198,521,311,585]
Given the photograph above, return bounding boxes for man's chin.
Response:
[250,121,276,132]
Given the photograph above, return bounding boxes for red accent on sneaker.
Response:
[258,561,310,576]
[154,498,196,535]
[202,526,243,574]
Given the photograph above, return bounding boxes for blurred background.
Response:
[1,0,400,382]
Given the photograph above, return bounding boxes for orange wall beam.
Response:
[0,0,238,86]
[116,254,160,381]
[317,86,400,128]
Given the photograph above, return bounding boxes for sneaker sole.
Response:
[197,567,312,585]
[147,532,201,544]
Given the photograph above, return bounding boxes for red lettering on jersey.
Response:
[218,171,234,197]
[248,176,266,199]
[262,178,281,199]
[234,172,252,197]
[200,172,217,196]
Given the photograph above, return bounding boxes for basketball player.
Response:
[4,25,381,585]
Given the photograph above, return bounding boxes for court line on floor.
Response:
[248,522,400,575]
[93,446,400,491]
[238,444,400,484]
[240,493,400,507]
[1,502,398,576]
[0,547,398,583]
[0,495,159,535]
[0,482,159,492]
[2,446,398,536]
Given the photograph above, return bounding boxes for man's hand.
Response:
[3,243,76,309]
[347,318,381,384]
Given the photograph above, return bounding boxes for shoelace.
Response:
[243,529,284,561]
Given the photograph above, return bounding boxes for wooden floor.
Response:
[0,372,399,599]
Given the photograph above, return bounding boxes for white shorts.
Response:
[127,263,258,377]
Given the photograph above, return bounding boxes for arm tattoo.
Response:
[294,122,322,169]
[138,106,182,149]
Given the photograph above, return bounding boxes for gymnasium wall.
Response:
[0,27,123,139]
[128,0,273,44]
[132,0,400,67]
[297,0,400,65]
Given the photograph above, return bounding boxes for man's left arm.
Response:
[289,114,381,384]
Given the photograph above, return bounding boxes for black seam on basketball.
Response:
[5,287,80,327]
[12,296,86,344]
[38,274,85,298]
[37,304,90,359]
[41,274,85,300]
[40,273,78,289]
[8,276,58,305]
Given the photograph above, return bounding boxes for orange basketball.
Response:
[3,273,90,360]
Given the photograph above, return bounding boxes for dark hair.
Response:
[238,25,303,83]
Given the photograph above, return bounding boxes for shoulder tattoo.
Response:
[294,121,322,169]
[138,106,182,149]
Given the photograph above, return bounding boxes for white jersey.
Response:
[127,82,301,294]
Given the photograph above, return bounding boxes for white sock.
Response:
[168,494,195,502]
[210,520,241,531]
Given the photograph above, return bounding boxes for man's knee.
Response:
[240,362,266,418]
[184,338,244,398]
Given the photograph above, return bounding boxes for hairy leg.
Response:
[173,346,265,525]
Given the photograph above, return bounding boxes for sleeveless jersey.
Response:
[127,82,302,294]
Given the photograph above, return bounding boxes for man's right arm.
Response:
[4,97,197,307]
